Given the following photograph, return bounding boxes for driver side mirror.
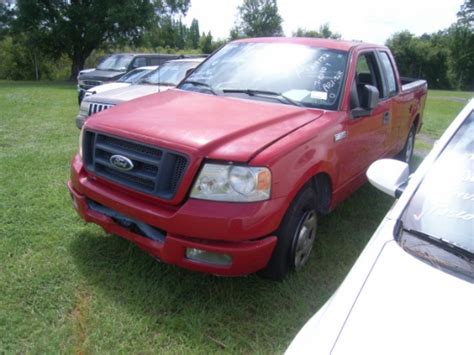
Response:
[351,84,379,118]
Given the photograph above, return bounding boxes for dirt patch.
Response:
[417,132,436,146]
[414,133,435,159]
[70,292,92,354]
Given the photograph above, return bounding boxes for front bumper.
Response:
[68,156,281,276]
[68,182,277,276]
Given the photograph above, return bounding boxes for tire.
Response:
[396,124,416,167]
[258,186,318,281]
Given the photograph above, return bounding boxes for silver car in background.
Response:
[76,58,204,129]
[83,66,157,98]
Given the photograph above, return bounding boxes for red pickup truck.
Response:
[68,38,427,280]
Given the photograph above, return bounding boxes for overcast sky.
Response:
[183,0,464,44]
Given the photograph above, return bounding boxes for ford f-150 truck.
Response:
[68,38,427,280]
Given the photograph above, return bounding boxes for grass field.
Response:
[0,82,471,353]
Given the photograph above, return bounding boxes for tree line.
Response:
[0,0,472,90]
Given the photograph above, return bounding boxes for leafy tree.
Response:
[0,34,69,80]
[175,19,187,49]
[187,18,200,49]
[14,0,190,79]
[232,0,283,38]
[386,31,451,89]
[0,3,13,39]
[448,0,474,90]
[229,26,242,40]
[293,23,341,39]
[209,38,228,52]
[456,0,474,29]
[199,31,213,54]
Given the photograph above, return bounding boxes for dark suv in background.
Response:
[77,53,183,103]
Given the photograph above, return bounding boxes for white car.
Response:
[75,58,204,129]
[287,99,474,355]
[83,66,157,98]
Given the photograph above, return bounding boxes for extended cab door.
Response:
[376,50,402,154]
[336,50,390,185]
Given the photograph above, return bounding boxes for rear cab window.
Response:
[378,51,398,96]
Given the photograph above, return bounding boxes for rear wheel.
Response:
[396,124,416,167]
[258,186,318,281]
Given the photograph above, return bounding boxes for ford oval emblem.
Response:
[110,154,134,172]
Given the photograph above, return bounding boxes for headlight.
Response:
[79,100,89,115]
[79,127,84,160]
[191,163,271,202]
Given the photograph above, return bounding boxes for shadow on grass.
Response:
[67,182,394,351]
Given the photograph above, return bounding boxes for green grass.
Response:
[421,89,472,138]
[0,82,471,353]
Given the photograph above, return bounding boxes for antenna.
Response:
[158,61,161,93]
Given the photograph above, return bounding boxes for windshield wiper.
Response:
[181,80,217,95]
[157,82,175,87]
[138,80,154,85]
[222,89,304,107]
[405,228,474,262]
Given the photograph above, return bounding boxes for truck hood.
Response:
[84,84,172,105]
[86,89,324,162]
[79,69,124,81]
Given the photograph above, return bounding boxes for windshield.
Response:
[139,61,199,86]
[117,68,153,83]
[179,42,348,109]
[97,54,134,71]
[400,110,474,277]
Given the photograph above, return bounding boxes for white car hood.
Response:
[86,82,130,95]
[289,234,473,355]
[85,84,172,105]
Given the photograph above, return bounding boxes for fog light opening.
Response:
[185,248,232,267]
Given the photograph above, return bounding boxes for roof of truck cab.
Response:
[233,37,385,52]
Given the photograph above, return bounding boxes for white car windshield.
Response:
[179,42,348,109]
[117,68,153,83]
[139,61,199,86]
[400,110,474,278]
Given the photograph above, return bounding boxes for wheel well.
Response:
[311,173,332,215]
[413,114,420,131]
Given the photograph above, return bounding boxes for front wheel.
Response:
[258,186,318,281]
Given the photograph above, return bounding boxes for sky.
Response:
[183,0,465,44]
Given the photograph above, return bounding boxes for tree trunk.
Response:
[33,52,39,81]
[69,55,86,81]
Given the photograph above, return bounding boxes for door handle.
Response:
[383,111,390,125]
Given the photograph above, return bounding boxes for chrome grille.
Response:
[88,103,114,116]
[84,80,102,87]
[83,131,188,199]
